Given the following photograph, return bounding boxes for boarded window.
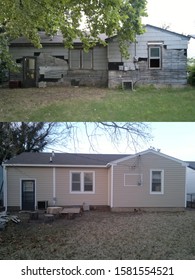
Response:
[124,174,143,187]
[82,50,92,69]
[150,170,164,193]
[70,50,81,69]
[149,46,162,69]
[70,49,92,69]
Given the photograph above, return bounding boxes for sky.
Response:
[48,122,195,162]
[142,0,195,58]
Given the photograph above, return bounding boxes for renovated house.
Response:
[9,25,190,88]
[2,149,188,211]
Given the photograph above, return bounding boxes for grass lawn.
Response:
[0,86,195,121]
[0,210,195,259]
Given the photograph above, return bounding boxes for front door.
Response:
[21,180,35,210]
[23,57,37,87]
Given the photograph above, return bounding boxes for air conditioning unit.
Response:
[37,201,48,210]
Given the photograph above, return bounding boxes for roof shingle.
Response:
[4,152,129,166]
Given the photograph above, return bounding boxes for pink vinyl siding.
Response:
[112,152,186,208]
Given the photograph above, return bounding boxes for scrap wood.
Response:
[0,212,21,224]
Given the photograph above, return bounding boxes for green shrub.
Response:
[188,59,195,86]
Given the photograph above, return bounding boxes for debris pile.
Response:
[0,211,20,230]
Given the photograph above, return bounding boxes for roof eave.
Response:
[110,149,187,166]
[3,163,108,168]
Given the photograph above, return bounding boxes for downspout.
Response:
[53,167,56,206]
[111,164,114,208]
[3,165,7,211]
[185,166,188,208]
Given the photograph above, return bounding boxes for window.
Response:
[72,173,81,191]
[149,46,162,69]
[70,171,95,193]
[150,170,164,194]
[70,49,92,69]
[124,174,143,187]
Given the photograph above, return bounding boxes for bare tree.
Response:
[53,122,152,153]
[0,122,61,164]
[0,122,152,164]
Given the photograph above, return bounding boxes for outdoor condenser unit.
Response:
[37,201,48,209]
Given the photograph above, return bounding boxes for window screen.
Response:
[151,171,162,192]
[72,172,81,191]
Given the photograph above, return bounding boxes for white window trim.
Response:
[148,45,162,69]
[70,171,95,194]
[124,173,143,187]
[150,169,164,194]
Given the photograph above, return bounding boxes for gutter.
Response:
[110,164,114,208]
[3,165,7,211]
[3,164,108,168]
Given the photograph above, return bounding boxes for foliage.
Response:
[0,0,147,66]
[0,34,18,82]
[187,58,195,86]
[0,122,57,164]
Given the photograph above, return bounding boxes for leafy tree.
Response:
[0,122,152,165]
[0,0,147,66]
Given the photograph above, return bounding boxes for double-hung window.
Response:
[148,45,162,69]
[70,171,95,193]
[150,170,164,194]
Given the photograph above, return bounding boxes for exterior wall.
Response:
[6,166,109,208]
[112,152,186,208]
[6,167,53,209]
[55,167,108,206]
[9,45,108,87]
[108,25,189,88]
[186,167,195,194]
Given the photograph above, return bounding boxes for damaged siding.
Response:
[108,25,189,88]
[9,42,108,87]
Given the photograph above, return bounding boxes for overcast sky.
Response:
[48,123,195,162]
[142,0,195,58]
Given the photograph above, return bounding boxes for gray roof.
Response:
[146,24,191,40]
[10,24,191,47]
[187,162,195,170]
[10,32,108,46]
[4,152,129,166]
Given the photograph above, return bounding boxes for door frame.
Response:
[22,56,37,88]
[20,179,36,210]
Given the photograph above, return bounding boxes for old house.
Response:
[9,25,190,88]
[108,25,191,88]
[2,149,188,211]
[9,32,108,88]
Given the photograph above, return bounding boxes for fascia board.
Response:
[3,164,108,168]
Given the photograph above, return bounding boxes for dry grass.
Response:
[0,210,195,260]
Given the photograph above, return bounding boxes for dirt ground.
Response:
[0,209,195,260]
